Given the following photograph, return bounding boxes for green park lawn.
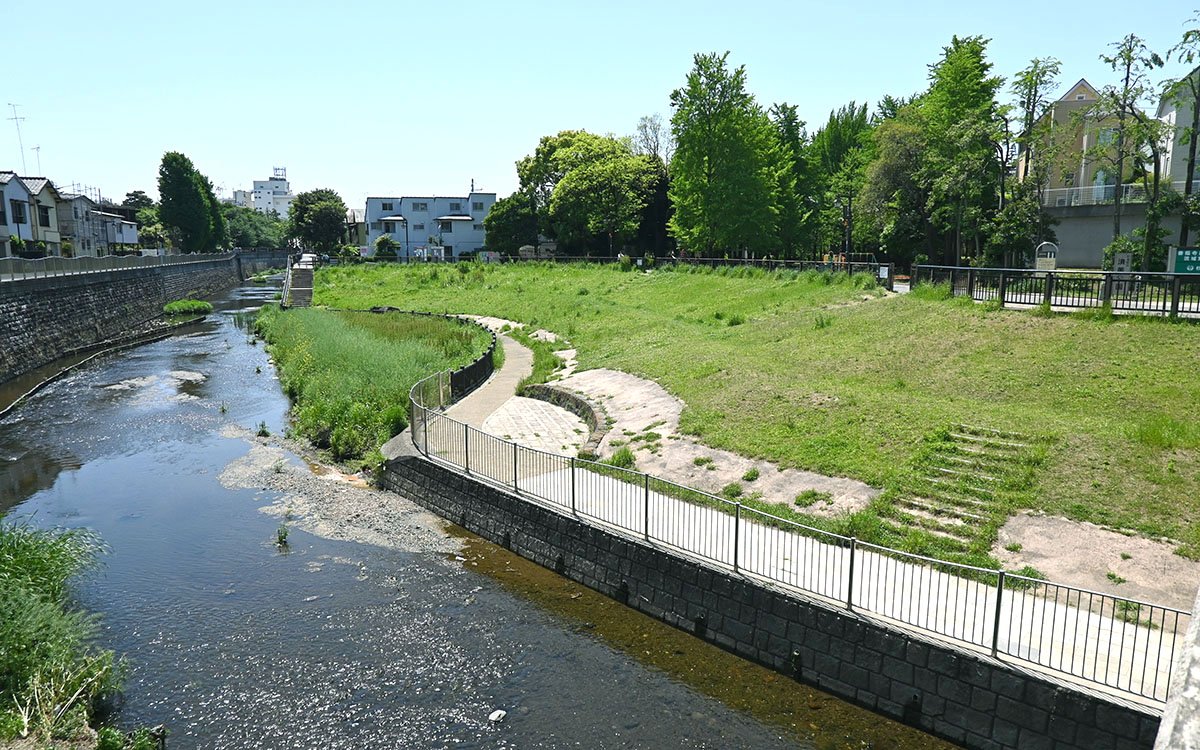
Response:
[314,262,1200,557]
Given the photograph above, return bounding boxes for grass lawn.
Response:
[313,262,1200,559]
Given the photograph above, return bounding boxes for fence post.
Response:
[1171,276,1182,318]
[570,456,576,513]
[991,571,1006,658]
[846,538,857,611]
[1043,272,1055,307]
[643,473,650,541]
[1102,273,1113,304]
[733,503,741,572]
[967,269,976,299]
[513,441,519,491]
[997,272,1007,306]
[463,423,470,474]
[422,404,429,456]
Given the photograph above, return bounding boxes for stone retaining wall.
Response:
[0,257,240,383]
[519,383,610,455]
[381,449,1160,750]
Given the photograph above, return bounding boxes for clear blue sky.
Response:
[5,0,1197,209]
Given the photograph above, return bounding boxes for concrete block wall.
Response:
[381,451,1161,750]
[0,257,239,383]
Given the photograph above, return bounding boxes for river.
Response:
[0,281,954,749]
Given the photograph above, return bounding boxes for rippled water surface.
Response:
[0,284,955,749]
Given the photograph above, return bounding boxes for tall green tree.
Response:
[1010,57,1062,246]
[288,189,348,252]
[550,155,653,253]
[222,204,287,249]
[157,152,212,252]
[200,174,227,251]
[483,192,538,256]
[122,190,154,212]
[668,52,779,255]
[920,35,1006,264]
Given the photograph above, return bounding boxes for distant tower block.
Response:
[273,166,287,180]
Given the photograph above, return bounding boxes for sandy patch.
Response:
[483,395,588,455]
[218,424,461,556]
[995,512,1200,610]
[554,368,879,517]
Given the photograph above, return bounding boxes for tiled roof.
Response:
[19,177,51,195]
[0,170,15,184]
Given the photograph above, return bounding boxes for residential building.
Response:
[364,191,496,259]
[56,193,105,256]
[1015,79,1115,203]
[251,168,295,217]
[0,171,33,258]
[1156,65,1200,188]
[231,189,252,207]
[97,211,139,248]
[345,208,367,249]
[1,174,64,256]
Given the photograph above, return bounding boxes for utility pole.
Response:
[7,103,27,174]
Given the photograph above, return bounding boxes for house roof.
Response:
[1058,78,1099,102]
[346,208,366,222]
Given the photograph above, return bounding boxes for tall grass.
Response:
[256,307,490,464]
[0,520,118,744]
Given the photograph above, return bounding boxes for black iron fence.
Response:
[408,358,1187,703]
[913,265,1200,318]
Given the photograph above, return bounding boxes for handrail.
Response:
[404,317,1189,704]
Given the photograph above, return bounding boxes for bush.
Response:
[742,467,759,482]
[163,299,213,315]
[606,446,637,469]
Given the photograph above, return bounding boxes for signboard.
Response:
[1112,252,1133,297]
[877,265,889,279]
[1169,247,1200,274]
[1113,252,1132,273]
[1035,242,1058,271]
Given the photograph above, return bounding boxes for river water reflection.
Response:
[0,283,955,749]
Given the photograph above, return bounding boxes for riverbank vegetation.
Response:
[313,262,1200,558]
[255,307,491,466]
[162,299,213,315]
[0,520,118,745]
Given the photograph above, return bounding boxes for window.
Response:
[439,221,453,233]
[0,202,6,225]
[382,202,393,211]
[38,205,50,228]
[74,206,80,219]
[413,223,424,231]
[1098,128,1117,146]
[1076,94,1085,100]
[412,201,428,211]
[472,201,484,211]
[10,200,26,224]
[384,222,394,233]
[473,224,484,231]
[370,221,381,231]
[449,202,462,212]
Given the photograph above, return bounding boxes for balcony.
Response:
[1041,180,1200,208]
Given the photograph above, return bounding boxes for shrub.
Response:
[742,467,760,482]
[795,489,833,507]
[606,446,636,469]
[163,299,214,315]
[721,482,743,499]
[814,313,833,329]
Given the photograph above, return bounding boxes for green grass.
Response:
[0,520,119,744]
[256,306,490,467]
[312,262,1200,557]
[162,299,213,315]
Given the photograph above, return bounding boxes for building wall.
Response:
[1048,203,1183,268]
[28,187,62,254]
[380,450,1161,750]
[252,178,294,217]
[0,257,240,383]
[364,192,495,258]
[1,178,34,254]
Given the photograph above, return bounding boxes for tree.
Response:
[550,155,653,253]
[288,189,348,252]
[1167,14,1200,246]
[858,107,937,268]
[668,52,779,255]
[200,174,227,251]
[373,234,400,258]
[123,190,154,212]
[920,36,1006,264]
[1084,34,1164,256]
[222,204,286,249]
[483,192,538,256]
[632,113,674,165]
[157,152,213,252]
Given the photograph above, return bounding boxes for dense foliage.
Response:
[157,151,226,253]
[287,189,348,253]
[255,307,491,465]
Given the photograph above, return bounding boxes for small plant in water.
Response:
[256,421,270,437]
[273,460,286,474]
[276,523,289,547]
[219,401,228,414]
[255,365,262,374]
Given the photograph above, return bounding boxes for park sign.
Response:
[1168,247,1200,274]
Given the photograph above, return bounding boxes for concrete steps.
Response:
[287,267,313,307]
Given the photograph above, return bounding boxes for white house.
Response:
[1157,66,1200,188]
[96,211,139,248]
[364,191,496,259]
[251,168,295,216]
[0,171,33,258]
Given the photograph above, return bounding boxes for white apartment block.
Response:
[230,168,296,216]
[364,191,496,259]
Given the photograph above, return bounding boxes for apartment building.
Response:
[364,191,495,259]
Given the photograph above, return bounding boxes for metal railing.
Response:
[913,265,1200,317]
[408,356,1187,703]
[280,263,294,308]
[0,253,234,282]
[1042,180,1200,208]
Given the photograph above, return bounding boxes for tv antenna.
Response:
[7,103,27,174]
[31,145,41,175]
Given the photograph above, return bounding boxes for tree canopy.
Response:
[288,189,348,253]
[157,152,224,253]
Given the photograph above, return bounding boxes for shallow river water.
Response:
[0,283,955,749]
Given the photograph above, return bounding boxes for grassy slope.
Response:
[314,263,1200,554]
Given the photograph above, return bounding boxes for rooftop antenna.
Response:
[31,145,41,175]
[7,103,27,174]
